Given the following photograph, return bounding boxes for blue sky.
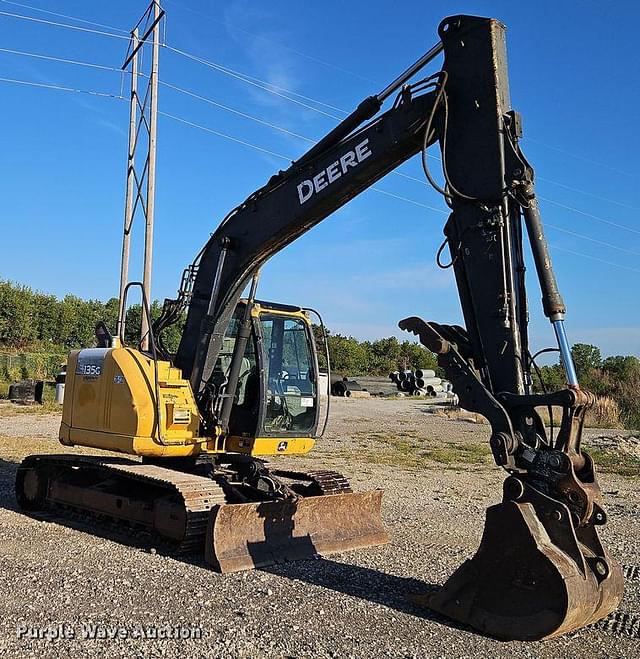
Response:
[1,0,639,359]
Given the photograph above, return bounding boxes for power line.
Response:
[370,187,447,215]
[4,1,636,207]
[159,111,291,161]
[161,79,449,198]
[0,44,332,139]
[525,136,638,180]
[0,45,441,194]
[163,45,345,119]
[0,7,347,118]
[0,75,124,99]
[163,47,639,214]
[160,80,313,143]
[10,40,636,226]
[537,175,638,211]
[0,46,122,73]
[545,223,640,257]
[1,72,636,277]
[0,0,129,34]
[549,243,640,275]
[539,196,640,237]
[163,44,348,115]
[0,73,445,217]
[154,109,448,217]
[160,109,446,214]
[0,9,129,40]
[163,0,377,85]
[1,52,635,235]
[3,43,638,242]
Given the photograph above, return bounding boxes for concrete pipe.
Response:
[421,377,442,387]
[345,390,371,399]
[332,378,365,397]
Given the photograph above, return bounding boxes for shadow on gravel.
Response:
[262,557,476,635]
[0,458,19,511]
[0,457,495,640]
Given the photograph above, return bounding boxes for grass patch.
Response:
[346,432,493,470]
[584,444,640,478]
[537,400,624,431]
[0,400,62,416]
[347,431,640,476]
[423,441,492,465]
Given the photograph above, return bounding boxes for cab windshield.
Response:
[260,314,317,433]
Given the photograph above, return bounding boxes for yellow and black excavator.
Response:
[15,15,623,641]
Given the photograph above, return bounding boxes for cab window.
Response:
[260,314,316,433]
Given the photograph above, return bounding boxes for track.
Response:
[594,564,640,639]
[16,456,357,558]
[596,611,640,639]
[303,470,353,494]
[270,468,353,495]
[16,454,227,554]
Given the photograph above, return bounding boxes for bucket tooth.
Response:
[205,490,388,573]
[426,501,624,641]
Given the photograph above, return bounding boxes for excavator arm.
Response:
[173,91,439,391]
[157,14,623,639]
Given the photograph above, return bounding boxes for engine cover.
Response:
[59,347,204,457]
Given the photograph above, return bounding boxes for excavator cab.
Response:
[220,302,322,442]
[212,301,327,457]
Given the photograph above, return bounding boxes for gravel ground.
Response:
[0,399,638,658]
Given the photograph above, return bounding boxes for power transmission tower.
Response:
[117,1,165,350]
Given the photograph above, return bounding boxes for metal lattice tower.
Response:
[117,1,165,350]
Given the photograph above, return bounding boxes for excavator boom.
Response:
[163,14,622,639]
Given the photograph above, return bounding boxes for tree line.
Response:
[0,280,437,374]
[0,280,183,354]
[1,281,638,428]
[317,331,439,376]
[535,343,640,430]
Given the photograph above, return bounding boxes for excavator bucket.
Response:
[205,490,388,573]
[422,500,624,640]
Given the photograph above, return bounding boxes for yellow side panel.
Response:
[60,347,209,457]
[224,435,315,456]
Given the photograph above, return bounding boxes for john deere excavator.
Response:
[15,15,623,641]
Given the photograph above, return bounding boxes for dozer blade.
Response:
[204,490,388,573]
[424,501,624,641]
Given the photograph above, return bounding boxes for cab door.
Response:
[256,312,319,437]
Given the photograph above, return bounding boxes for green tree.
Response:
[601,355,640,381]
[327,334,369,375]
[122,302,184,354]
[533,363,565,392]
[32,291,59,344]
[102,297,120,332]
[399,340,439,374]
[367,337,401,374]
[570,343,602,380]
[0,281,36,347]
